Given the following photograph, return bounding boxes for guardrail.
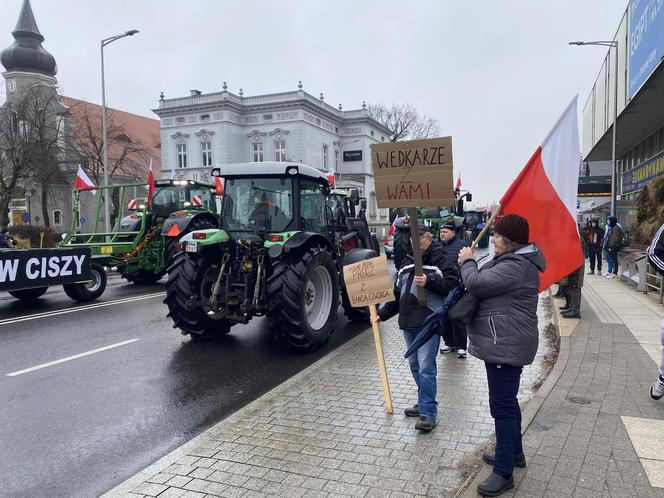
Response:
[645,262,664,304]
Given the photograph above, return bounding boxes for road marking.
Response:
[6,338,140,377]
[0,292,166,327]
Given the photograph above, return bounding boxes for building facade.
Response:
[153,84,393,234]
[582,0,664,229]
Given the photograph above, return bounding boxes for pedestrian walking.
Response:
[606,216,625,278]
[376,226,459,431]
[438,221,470,358]
[457,214,545,497]
[560,237,585,319]
[602,217,613,275]
[586,219,605,275]
[647,222,664,400]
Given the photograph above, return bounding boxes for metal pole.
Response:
[611,41,618,217]
[101,41,110,235]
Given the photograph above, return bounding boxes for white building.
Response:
[152,82,392,233]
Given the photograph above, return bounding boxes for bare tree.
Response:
[0,88,66,226]
[367,103,440,142]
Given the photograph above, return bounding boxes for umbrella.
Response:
[403,284,465,359]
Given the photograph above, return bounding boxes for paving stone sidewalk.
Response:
[463,272,664,498]
[104,295,553,498]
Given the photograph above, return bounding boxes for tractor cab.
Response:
[152,179,216,216]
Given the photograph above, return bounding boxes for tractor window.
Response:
[300,179,327,234]
[222,177,293,232]
[152,187,181,214]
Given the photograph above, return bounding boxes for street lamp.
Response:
[569,40,619,216]
[101,29,139,234]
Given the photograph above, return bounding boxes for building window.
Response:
[274,140,286,162]
[322,144,328,169]
[176,143,187,168]
[201,141,212,167]
[53,210,63,226]
[252,143,264,162]
[371,130,375,137]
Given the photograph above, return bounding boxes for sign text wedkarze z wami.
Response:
[370,137,455,208]
[342,256,395,307]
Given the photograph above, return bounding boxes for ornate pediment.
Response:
[171,132,190,144]
[268,128,290,141]
[195,129,215,142]
[246,129,267,142]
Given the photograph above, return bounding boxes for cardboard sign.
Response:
[342,256,395,308]
[371,136,455,208]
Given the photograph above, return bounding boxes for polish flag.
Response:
[455,174,462,190]
[214,176,224,196]
[387,220,395,237]
[74,165,96,195]
[499,97,583,291]
[327,169,335,188]
[147,158,155,208]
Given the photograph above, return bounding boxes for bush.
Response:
[631,177,664,244]
[8,225,62,248]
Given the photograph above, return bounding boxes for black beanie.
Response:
[494,214,529,244]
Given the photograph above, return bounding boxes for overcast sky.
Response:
[0,0,627,204]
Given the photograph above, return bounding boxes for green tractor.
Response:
[164,162,379,350]
[61,179,219,298]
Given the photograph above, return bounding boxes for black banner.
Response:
[343,150,363,162]
[0,247,92,291]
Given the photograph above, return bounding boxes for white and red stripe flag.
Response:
[499,97,583,291]
[147,158,155,208]
[74,165,96,194]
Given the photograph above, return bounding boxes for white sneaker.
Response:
[606,274,615,279]
[440,345,455,354]
[651,377,664,400]
[457,349,467,358]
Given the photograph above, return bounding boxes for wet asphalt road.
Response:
[0,273,371,498]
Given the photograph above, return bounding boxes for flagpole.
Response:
[471,203,502,250]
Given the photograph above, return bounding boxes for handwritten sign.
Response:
[371,136,454,208]
[342,256,395,308]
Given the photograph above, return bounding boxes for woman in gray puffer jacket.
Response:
[458,214,545,497]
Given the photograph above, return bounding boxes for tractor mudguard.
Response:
[340,248,376,288]
[267,232,334,260]
[162,211,218,239]
[180,229,230,246]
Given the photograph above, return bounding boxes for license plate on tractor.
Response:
[101,246,113,254]
[185,242,198,253]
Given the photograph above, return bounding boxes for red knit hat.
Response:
[494,214,529,244]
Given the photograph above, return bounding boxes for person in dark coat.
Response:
[376,226,459,432]
[458,214,545,497]
[605,216,625,278]
[439,221,470,357]
[586,219,605,275]
[561,237,585,318]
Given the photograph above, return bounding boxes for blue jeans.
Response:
[404,329,440,418]
[604,249,613,273]
[485,362,523,477]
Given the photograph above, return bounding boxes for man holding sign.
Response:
[376,226,459,431]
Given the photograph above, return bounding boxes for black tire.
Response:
[371,234,381,255]
[164,215,218,265]
[163,251,232,340]
[62,263,107,302]
[9,286,48,301]
[267,247,339,351]
[123,269,162,285]
[340,249,375,323]
[393,228,412,269]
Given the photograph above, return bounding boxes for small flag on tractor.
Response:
[147,157,155,208]
[455,174,462,190]
[214,177,224,196]
[327,169,335,188]
[74,165,96,194]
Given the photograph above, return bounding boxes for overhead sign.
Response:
[622,149,664,193]
[0,248,92,292]
[371,137,454,208]
[342,256,395,308]
[629,0,664,97]
[343,150,363,162]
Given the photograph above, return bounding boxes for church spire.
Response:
[1,0,57,77]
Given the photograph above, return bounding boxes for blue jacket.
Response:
[440,237,469,264]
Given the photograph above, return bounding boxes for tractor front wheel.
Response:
[9,286,48,302]
[267,247,338,351]
[63,263,107,302]
[163,251,232,340]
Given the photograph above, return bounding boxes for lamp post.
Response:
[569,40,619,216]
[101,29,139,234]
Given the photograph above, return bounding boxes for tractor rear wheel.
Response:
[123,270,162,285]
[267,247,338,351]
[164,251,232,340]
[63,263,107,302]
[9,286,48,301]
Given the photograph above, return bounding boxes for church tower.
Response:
[1,0,58,102]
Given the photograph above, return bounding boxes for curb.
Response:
[459,289,575,497]
[101,319,376,497]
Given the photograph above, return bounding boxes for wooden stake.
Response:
[369,304,393,414]
[407,207,426,305]
[470,204,502,249]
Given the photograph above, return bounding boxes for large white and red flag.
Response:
[147,157,155,207]
[74,165,96,195]
[499,97,583,291]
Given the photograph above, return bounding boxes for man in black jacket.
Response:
[586,219,605,275]
[376,226,459,431]
[647,223,664,400]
